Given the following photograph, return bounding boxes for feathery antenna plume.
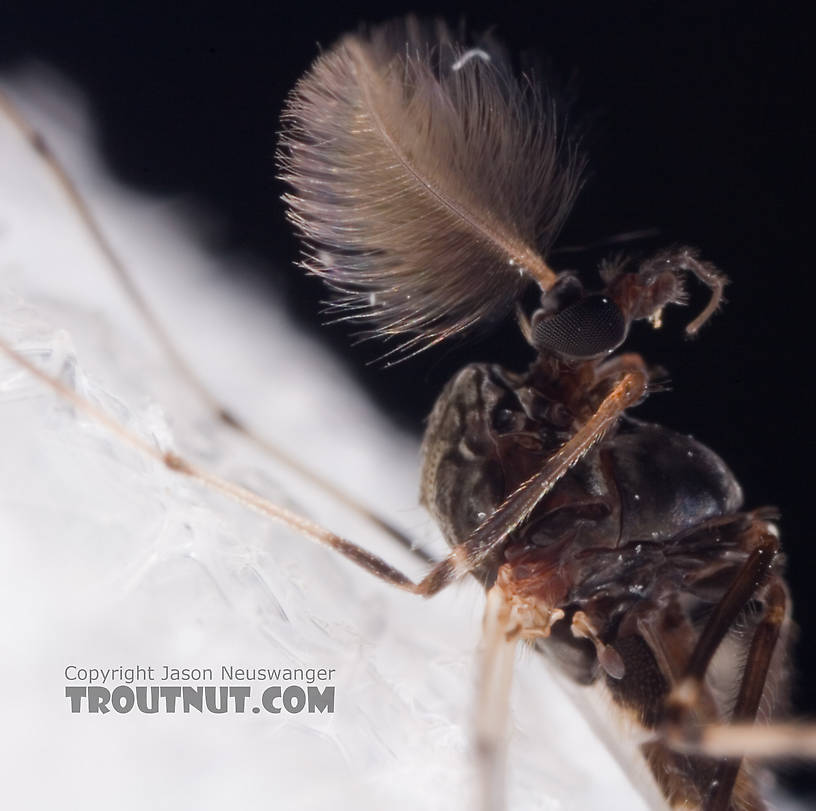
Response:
[278,18,584,357]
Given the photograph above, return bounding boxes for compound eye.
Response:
[533,295,628,359]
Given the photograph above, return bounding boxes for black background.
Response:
[2,1,813,799]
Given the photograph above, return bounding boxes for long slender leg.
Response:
[684,721,816,760]
[652,578,807,810]
[650,525,810,808]
[665,532,780,720]
[0,334,645,598]
[475,585,520,811]
[707,580,788,811]
[637,569,815,767]
[0,87,434,565]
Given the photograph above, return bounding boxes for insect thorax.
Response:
[420,356,745,644]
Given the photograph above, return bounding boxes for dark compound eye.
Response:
[533,295,628,359]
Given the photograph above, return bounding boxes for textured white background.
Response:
[1,70,795,811]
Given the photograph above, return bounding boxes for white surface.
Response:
[0,68,747,811]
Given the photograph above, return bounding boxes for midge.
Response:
[0,17,813,811]
[278,17,802,811]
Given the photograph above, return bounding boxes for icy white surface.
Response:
[0,70,692,811]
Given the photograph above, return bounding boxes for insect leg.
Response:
[474,585,520,811]
[664,530,780,722]
[0,333,648,606]
[653,573,813,807]
[638,247,728,335]
[679,720,816,761]
[0,334,421,591]
[706,579,788,811]
[0,86,435,565]
[651,524,816,801]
